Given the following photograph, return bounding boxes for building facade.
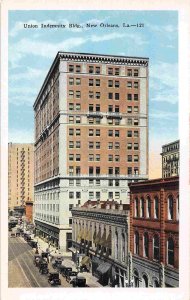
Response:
[8,143,34,210]
[129,177,179,287]
[161,140,179,178]
[71,200,130,287]
[33,52,149,251]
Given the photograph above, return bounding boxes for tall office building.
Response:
[8,143,34,210]
[33,52,149,251]
[161,140,179,178]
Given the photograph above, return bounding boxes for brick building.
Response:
[71,199,130,287]
[8,143,34,210]
[25,201,33,223]
[33,52,149,252]
[161,140,179,178]
[129,176,179,287]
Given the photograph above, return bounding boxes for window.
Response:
[127,130,132,137]
[154,197,159,219]
[127,81,132,88]
[89,154,94,161]
[76,154,81,161]
[128,167,132,175]
[89,179,94,186]
[176,196,179,220]
[96,154,100,161]
[108,167,113,175]
[89,191,94,199]
[96,104,100,111]
[115,232,118,259]
[69,77,74,85]
[89,91,94,99]
[115,130,119,137]
[95,92,100,99]
[134,130,139,137]
[115,142,120,149]
[69,116,74,124]
[69,192,74,199]
[89,129,94,136]
[76,78,81,85]
[115,81,120,88]
[134,143,139,150]
[76,167,80,175]
[127,106,132,113]
[69,141,74,148]
[76,191,81,199]
[69,204,73,211]
[96,142,100,149]
[115,93,119,100]
[69,103,74,110]
[134,118,139,126]
[127,69,132,76]
[69,90,74,98]
[108,130,113,137]
[76,91,81,98]
[128,155,132,162]
[127,143,132,150]
[115,68,120,75]
[69,128,74,136]
[134,69,139,77]
[108,105,113,112]
[108,93,113,100]
[108,67,113,75]
[115,180,119,186]
[134,106,139,113]
[144,233,149,257]
[128,118,132,125]
[89,79,93,86]
[108,142,113,149]
[115,192,120,199]
[76,129,81,136]
[96,167,100,175]
[76,116,81,124]
[167,238,174,266]
[127,93,132,101]
[108,179,113,186]
[89,66,94,73]
[76,103,81,111]
[96,79,100,86]
[108,155,113,161]
[108,80,113,87]
[69,154,74,161]
[134,270,139,287]
[134,155,139,162]
[69,65,74,72]
[147,197,151,218]
[89,142,94,149]
[153,235,160,261]
[140,198,145,217]
[115,167,120,175]
[96,129,100,136]
[115,155,120,162]
[142,275,148,288]
[89,104,94,112]
[96,66,100,74]
[134,232,139,254]
[134,94,139,101]
[76,141,81,148]
[69,179,74,186]
[76,179,81,186]
[115,106,119,113]
[134,81,139,88]
[168,195,174,220]
[96,179,100,186]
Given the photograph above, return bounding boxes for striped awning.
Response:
[105,232,112,248]
[99,230,107,246]
[94,230,101,244]
[87,230,92,242]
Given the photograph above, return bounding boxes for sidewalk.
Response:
[33,236,72,257]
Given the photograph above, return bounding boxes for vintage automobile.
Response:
[10,232,16,238]
[72,276,86,287]
[65,271,78,283]
[48,272,61,286]
[33,254,42,267]
[39,261,49,274]
[52,258,63,269]
[59,266,72,277]
[28,240,38,248]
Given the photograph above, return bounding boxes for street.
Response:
[8,234,70,288]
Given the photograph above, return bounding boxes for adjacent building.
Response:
[8,143,34,211]
[71,199,130,287]
[129,176,179,287]
[33,51,149,252]
[161,140,179,178]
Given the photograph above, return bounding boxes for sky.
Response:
[8,10,178,178]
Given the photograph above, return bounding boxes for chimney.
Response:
[111,199,115,210]
[88,200,92,208]
[97,199,101,209]
[106,199,110,210]
[119,200,123,211]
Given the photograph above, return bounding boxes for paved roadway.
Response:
[8,234,70,288]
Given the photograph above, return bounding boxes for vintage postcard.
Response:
[1,0,190,300]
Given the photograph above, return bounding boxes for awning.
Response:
[94,230,101,244]
[68,247,77,253]
[93,231,97,243]
[83,228,88,240]
[81,256,90,266]
[87,230,92,242]
[96,262,111,275]
[99,230,107,246]
[80,228,84,239]
[77,229,82,242]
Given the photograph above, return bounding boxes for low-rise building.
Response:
[129,176,179,287]
[161,140,179,178]
[71,199,130,287]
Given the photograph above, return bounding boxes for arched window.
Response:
[134,232,139,255]
[153,235,160,261]
[147,197,151,218]
[176,196,179,220]
[168,196,174,220]
[115,231,118,259]
[133,270,139,287]
[135,198,138,217]
[153,279,159,287]
[143,233,149,258]
[154,197,159,219]
[122,234,125,262]
[140,198,145,217]
[168,237,174,266]
[142,274,149,287]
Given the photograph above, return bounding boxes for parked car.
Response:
[66,271,78,283]
[52,258,63,269]
[59,266,72,277]
[39,261,49,274]
[33,254,42,267]
[72,276,86,287]
[28,240,38,248]
[10,233,16,238]
[48,272,61,286]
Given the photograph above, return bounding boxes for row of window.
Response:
[69,78,139,89]
[68,153,139,162]
[68,116,139,126]
[68,64,139,77]
[69,191,121,200]
[68,90,139,101]
[69,141,139,150]
[68,165,139,176]
[134,195,179,220]
[134,232,175,266]
[68,129,139,138]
